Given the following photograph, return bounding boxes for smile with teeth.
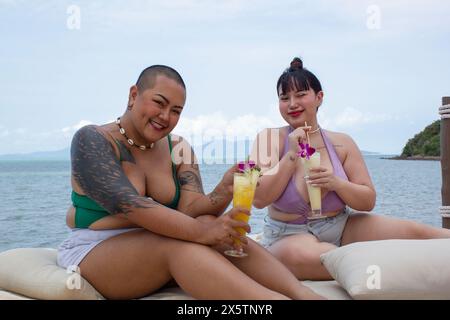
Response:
[150,120,167,130]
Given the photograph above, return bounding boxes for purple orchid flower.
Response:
[238,160,256,173]
[297,142,316,160]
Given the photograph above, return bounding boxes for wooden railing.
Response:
[440,96,450,229]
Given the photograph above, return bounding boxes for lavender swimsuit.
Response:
[261,127,352,248]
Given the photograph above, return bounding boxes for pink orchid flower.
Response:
[297,142,316,160]
[238,160,256,173]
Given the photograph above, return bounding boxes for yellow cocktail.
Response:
[224,172,257,258]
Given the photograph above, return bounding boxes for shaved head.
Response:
[135,65,185,92]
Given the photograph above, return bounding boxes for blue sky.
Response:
[1,0,449,156]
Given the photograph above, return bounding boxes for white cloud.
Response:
[319,107,397,130]
[0,115,277,155]
[61,120,93,137]
[172,112,285,145]
[0,120,95,155]
[0,114,280,157]
[171,111,285,163]
[171,108,401,161]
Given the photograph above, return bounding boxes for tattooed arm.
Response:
[71,125,210,242]
[174,138,234,217]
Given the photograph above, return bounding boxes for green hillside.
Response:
[401,120,440,157]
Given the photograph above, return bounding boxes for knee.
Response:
[407,220,432,239]
[274,245,319,269]
[161,233,213,254]
[163,237,212,264]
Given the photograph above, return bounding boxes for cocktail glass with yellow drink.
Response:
[302,152,326,219]
[224,161,260,258]
[298,122,327,220]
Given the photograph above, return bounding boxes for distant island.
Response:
[387,120,440,161]
[0,144,380,161]
[0,148,70,161]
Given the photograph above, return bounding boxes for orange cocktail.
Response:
[224,172,258,258]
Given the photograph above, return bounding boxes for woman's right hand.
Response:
[196,207,251,248]
[288,127,309,155]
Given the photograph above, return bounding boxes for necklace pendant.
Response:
[116,117,154,151]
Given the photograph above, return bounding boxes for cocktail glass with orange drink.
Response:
[224,161,260,258]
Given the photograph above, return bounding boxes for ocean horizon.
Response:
[0,145,386,161]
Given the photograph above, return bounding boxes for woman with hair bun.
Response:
[250,57,450,280]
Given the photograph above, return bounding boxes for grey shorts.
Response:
[57,227,142,269]
[260,208,351,248]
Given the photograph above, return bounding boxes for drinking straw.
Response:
[304,121,311,146]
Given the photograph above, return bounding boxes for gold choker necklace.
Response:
[309,126,321,134]
[116,117,154,150]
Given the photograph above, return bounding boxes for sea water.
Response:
[0,156,443,252]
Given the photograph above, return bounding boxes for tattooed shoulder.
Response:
[114,139,136,164]
[71,125,158,215]
[178,170,204,194]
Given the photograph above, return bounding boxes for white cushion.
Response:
[0,247,351,300]
[0,289,31,300]
[0,248,196,300]
[303,280,351,300]
[320,239,450,299]
[0,248,103,300]
[139,287,194,300]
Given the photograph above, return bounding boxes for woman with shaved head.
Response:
[56,65,323,300]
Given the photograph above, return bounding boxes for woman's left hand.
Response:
[306,166,341,191]
[220,164,240,194]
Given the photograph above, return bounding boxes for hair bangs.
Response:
[278,73,311,96]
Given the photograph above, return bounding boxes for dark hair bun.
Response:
[289,57,303,71]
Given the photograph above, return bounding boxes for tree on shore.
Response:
[401,120,440,157]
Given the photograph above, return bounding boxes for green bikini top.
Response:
[73,134,180,228]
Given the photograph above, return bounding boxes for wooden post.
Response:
[441,96,450,229]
